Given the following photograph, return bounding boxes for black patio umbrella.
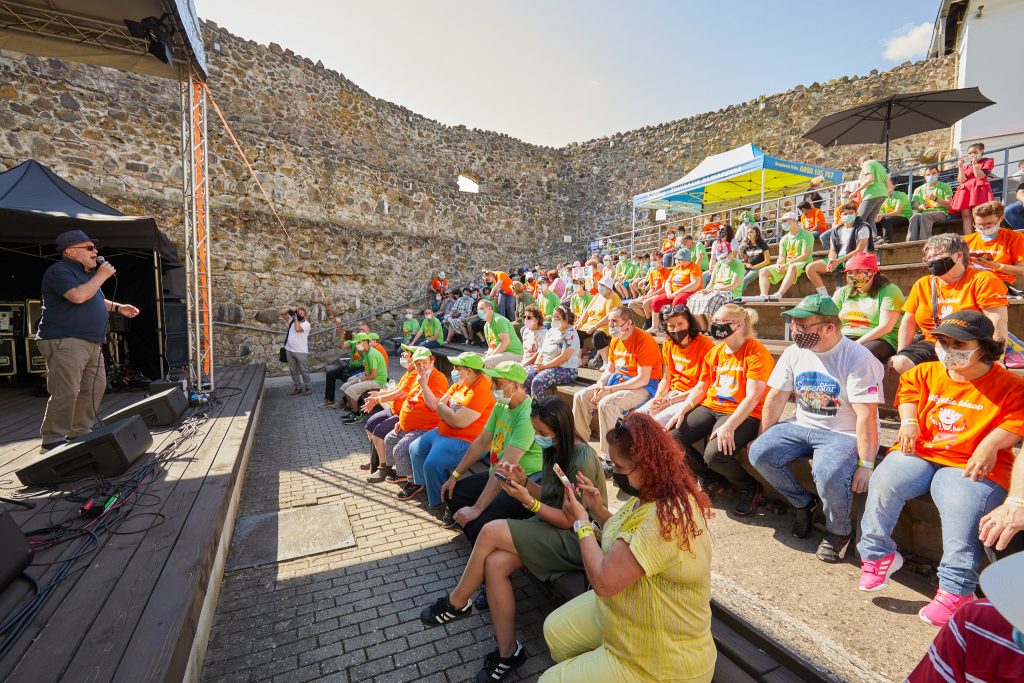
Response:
[802,87,995,167]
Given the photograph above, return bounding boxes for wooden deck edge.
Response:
[182,372,266,683]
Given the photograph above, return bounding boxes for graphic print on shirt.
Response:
[927,406,967,449]
[490,430,506,463]
[793,371,841,416]
[712,372,739,404]
[841,297,874,330]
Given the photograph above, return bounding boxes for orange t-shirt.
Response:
[436,374,495,442]
[894,362,1024,490]
[661,238,676,253]
[388,369,420,414]
[699,338,775,418]
[702,221,722,235]
[800,209,827,233]
[964,229,1024,285]
[647,266,670,293]
[431,277,448,292]
[524,281,539,298]
[398,368,449,432]
[491,271,514,296]
[374,342,390,370]
[608,329,663,381]
[663,334,714,394]
[667,263,702,293]
[903,268,1008,340]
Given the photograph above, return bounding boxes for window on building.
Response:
[457,173,480,193]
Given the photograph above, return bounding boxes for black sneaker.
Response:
[791,501,816,539]
[419,595,472,627]
[733,483,763,517]
[816,532,851,563]
[441,510,458,528]
[397,483,425,501]
[474,642,526,683]
[341,413,364,424]
[698,476,729,501]
[385,471,409,485]
[366,466,394,484]
[473,590,489,612]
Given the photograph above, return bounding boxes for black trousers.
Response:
[470,318,486,340]
[445,471,531,544]
[324,364,357,401]
[671,405,760,492]
[877,216,908,243]
[577,329,610,351]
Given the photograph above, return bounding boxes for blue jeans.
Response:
[417,339,443,349]
[818,229,833,249]
[748,421,858,535]
[857,451,1006,595]
[1005,201,1024,231]
[408,429,472,506]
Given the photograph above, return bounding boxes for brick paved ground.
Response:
[200,368,558,683]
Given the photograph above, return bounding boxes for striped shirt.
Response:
[905,599,1024,682]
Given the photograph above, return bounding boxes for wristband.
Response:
[995,263,1004,271]
[1005,496,1024,509]
[900,419,919,426]
[525,498,541,513]
[857,459,875,470]
[576,524,594,540]
[451,470,461,480]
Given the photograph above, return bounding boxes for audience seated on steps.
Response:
[701,226,734,287]
[646,248,702,331]
[798,200,828,243]
[907,166,955,241]
[668,303,774,517]
[567,276,592,323]
[805,201,875,298]
[524,306,581,400]
[875,178,911,245]
[890,233,1008,375]
[478,299,524,368]
[575,276,621,369]
[628,250,670,331]
[831,252,905,364]
[951,142,995,235]
[964,201,1024,295]
[822,185,861,248]
[748,294,884,564]
[1004,169,1024,231]
[754,212,815,301]
[572,306,662,465]
[679,233,710,272]
[737,226,771,295]
[858,311,1024,628]
[636,305,713,427]
[400,352,496,505]
[337,332,389,421]
[687,239,745,331]
[537,279,561,325]
[411,306,444,348]
[444,287,476,344]
[360,345,419,466]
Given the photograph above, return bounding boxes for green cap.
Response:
[352,332,374,343]
[449,352,485,371]
[367,332,380,340]
[782,294,840,319]
[400,343,418,353]
[481,361,527,383]
[408,346,432,362]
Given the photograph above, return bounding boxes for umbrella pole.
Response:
[883,100,893,169]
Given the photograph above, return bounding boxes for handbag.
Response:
[279,319,292,363]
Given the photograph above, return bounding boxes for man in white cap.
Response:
[36,230,139,453]
[755,212,816,301]
[574,274,622,369]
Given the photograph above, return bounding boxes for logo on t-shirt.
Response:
[712,372,739,404]
[794,371,841,416]
[927,406,967,449]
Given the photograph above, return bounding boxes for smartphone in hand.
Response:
[493,471,510,484]
[552,463,574,491]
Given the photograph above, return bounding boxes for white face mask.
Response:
[935,343,979,371]
[405,313,413,320]
[399,357,410,368]
[424,313,433,320]
[925,175,938,184]
[491,388,511,406]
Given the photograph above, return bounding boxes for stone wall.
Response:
[0,20,956,372]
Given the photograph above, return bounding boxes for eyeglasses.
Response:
[665,304,689,316]
[71,244,97,252]
[790,320,829,333]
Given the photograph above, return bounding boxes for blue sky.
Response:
[197,0,940,147]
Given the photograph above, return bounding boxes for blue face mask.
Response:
[534,435,555,449]
[450,370,461,384]
[979,227,1001,243]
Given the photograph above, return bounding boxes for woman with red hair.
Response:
[538,412,717,683]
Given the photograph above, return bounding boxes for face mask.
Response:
[491,388,511,405]
[534,435,555,449]
[667,330,689,345]
[612,471,641,498]
[709,321,734,340]
[479,311,488,320]
[405,313,413,320]
[784,221,797,231]
[926,256,957,277]
[978,226,1000,242]
[608,325,625,339]
[847,274,870,287]
[450,370,461,384]
[793,331,821,349]
[935,344,978,371]
[550,319,563,332]
[841,214,856,224]
[399,357,410,368]
[599,287,610,297]
[357,344,369,353]
[925,175,938,184]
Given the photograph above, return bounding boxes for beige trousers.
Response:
[482,351,522,368]
[571,384,649,456]
[37,337,106,444]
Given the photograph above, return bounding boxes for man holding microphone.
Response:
[36,230,139,453]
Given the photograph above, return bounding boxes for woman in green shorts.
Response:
[831,251,905,363]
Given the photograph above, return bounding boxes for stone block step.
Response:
[742,262,927,298]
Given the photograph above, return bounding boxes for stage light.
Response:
[124,14,175,65]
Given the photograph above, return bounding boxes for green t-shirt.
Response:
[539,291,560,320]
[881,191,912,219]
[569,292,592,319]
[614,261,628,278]
[711,258,747,297]
[860,160,889,200]
[484,397,543,475]
[911,182,953,214]
[780,229,815,266]
[402,318,420,341]
[515,292,536,321]
[539,442,607,508]
[420,316,442,339]
[485,314,524,354]
[624,261,641,279]
[692,242,710,271]
[832,283,905,351]
[362,347,389,387]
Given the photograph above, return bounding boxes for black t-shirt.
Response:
[740,239,769,268]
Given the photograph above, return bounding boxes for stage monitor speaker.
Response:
[25,336,46,374]
[103,387,187,427]
[16,416,153,486]
[149,379,186,396]
[0,337,15,376]
[0,510,32,592]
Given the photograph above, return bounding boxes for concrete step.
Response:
[743,262,927,298]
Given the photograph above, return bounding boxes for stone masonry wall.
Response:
[0,20,956,372]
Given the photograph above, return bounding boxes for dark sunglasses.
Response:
[665,304,689,316]
[72,244,97,252]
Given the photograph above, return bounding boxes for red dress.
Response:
[950,157,994,211]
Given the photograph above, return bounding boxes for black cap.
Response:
[932,310,994,341]
[55,229,94,252]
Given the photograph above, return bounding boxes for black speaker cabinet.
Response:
[16,416,153,486]
[0,303,24,336]
[0,510,31,592]
[149,379,186,396]
[0,337,15,376]
[102,387,187,428]
[25,336,46,374]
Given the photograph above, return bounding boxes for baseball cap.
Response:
[408,346,432,362]
[845,252,879,272]
[353,332,374,343]
[932,310,994,341]
[449,352,485,370]
[674,248,692,262]
[781,211,799,222]
[782,294,840,319]
[979,552,1024,631]
[55,229,94,252]
[481,361,527,383]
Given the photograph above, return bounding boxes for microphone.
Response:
[96,255,106,265]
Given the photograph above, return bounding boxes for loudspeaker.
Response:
[0,337,15,376]
[25,299,42,336]
[25,336,46,374]
[162,267,186,298]
[149,379,186,396]
[102,387,187,427]
[16,416,153,486]
[164,300,187,333]
[164,300,188,367]
[0,303,24,335]
[0,510,31,592]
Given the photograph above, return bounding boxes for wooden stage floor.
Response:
[0,363,265,683]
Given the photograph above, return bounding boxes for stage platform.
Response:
[0,363,265,683]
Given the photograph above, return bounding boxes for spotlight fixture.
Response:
[124,13,175,65]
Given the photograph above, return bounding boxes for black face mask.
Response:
[667,330,689,345]
[612,472,641,498]
[926,256,957,277]
[296,314,305,321]
[709,322,734,340]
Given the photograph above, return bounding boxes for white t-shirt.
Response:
[767,336,883,435]
[284,318,310,354]
[521,326,547,358]
[835,225,870,256]
[539,326,581,369]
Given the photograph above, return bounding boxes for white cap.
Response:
[526,271,535,279]
[980,552,1024,630]
[439,271,446,278]
[782,212,799,221]
[598,275,615,290]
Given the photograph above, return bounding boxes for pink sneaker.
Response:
[858,551,903,592]
[919,589,973,627]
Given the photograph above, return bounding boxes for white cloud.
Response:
[884,22,933,62]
